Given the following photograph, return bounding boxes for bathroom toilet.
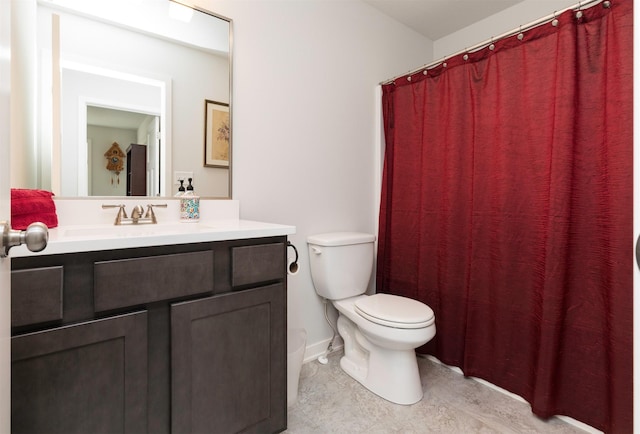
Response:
[307,232,436,405]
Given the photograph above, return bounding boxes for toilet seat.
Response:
[354,294,434,329]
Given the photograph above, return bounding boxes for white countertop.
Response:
[11,199,296,258]
[12,219,296,257]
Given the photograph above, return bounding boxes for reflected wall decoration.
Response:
[204,99,230,167]
[104,142,125,187]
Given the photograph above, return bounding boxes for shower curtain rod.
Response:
[380,0,606,85]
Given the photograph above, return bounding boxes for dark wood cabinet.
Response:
[172,283,286,434]
[11,237,288,434]
[126,143,147,196]
[12,311,148,434]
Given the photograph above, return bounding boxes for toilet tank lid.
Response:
[307,232,375,246]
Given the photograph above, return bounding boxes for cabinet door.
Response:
[12,311,148,434]
[172,284,286,434]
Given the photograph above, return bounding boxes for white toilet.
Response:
[307,232,436,405]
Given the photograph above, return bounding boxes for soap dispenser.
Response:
[175,179,186,197]
[180,178,200,222]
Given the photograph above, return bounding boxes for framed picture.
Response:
[204,99,230,167]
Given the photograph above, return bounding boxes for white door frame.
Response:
[0,0,13,431]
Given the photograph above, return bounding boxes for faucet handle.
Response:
[102,204,128,225]
[102,204,127,215]
[145,203,168,223]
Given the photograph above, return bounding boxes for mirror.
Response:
[12,0,232,198]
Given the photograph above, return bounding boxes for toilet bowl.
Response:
[336,294,435,350]
[307,232,436,405]
[334,294,435,405]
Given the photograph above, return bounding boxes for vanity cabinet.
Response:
[10,236,288,434]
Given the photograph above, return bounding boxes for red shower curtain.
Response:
[377,1,632,432]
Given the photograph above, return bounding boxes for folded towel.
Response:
[11,188,58,230]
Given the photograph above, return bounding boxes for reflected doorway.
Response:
[86,106,160,196]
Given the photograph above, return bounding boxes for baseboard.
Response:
[421,355,603,434]
[302,337,343,364]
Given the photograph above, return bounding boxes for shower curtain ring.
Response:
[552,11,559,27]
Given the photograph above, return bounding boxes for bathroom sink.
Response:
[62,223,201,238]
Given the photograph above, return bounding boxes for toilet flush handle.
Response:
[311,246,322,255]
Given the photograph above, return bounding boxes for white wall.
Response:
[193,0,432,356]
[434,0,576,59]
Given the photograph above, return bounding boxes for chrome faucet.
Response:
[102,204,167,225]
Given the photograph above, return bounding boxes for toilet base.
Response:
[337,315,424,405]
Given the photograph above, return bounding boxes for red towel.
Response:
[11,189,58,230]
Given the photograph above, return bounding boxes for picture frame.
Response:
[204,99,230,167]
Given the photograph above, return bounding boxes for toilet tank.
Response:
[307,232,375,300]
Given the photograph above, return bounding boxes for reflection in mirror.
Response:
[87,106,160,196]
[12,0,232,198]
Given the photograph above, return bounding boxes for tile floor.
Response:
[285,352,592,433]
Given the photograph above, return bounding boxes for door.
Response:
[0,0,12,431]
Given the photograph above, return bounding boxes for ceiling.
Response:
[87,106,155,130]
[362,0,526,40]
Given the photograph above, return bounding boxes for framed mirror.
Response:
[12,0,232,198]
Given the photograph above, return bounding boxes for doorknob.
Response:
[0,221,48,258]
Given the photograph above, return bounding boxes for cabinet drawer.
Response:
[94,250,214,312]
[231,243,285,287]
[11,266,63,328]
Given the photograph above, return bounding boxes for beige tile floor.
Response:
[285,352,592,434]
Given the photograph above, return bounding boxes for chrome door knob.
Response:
[0,221,49,257]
